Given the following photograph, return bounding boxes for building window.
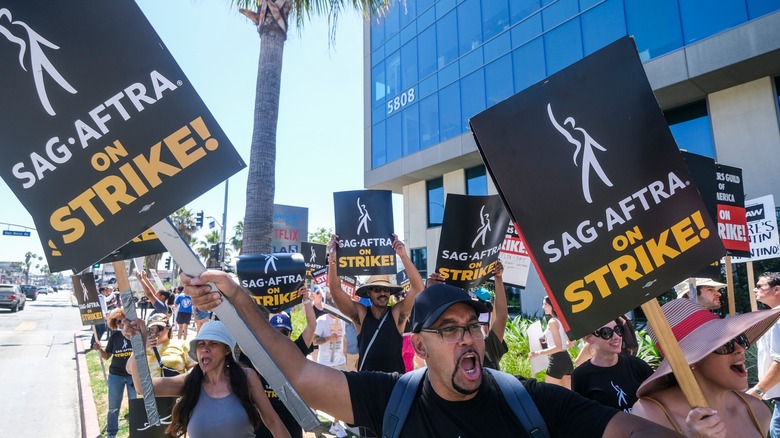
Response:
[664,100,715,158]
[466,165,488,195]
[411,248,428,280]
[427,177,444,227]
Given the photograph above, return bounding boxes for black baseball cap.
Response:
[411,284,491,333]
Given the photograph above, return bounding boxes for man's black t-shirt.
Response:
[345,369,617,437]
[254,336,313,438]
[105,330,133,377]
[571,354,653,413]
[358,307,404,373]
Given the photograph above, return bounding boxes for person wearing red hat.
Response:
[327,233,424,373]
[632,298,780,437]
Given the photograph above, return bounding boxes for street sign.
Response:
[2,230,30,237]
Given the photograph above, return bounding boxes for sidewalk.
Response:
[74,319,352,437]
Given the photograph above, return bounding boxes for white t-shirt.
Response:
[314,314,346,367]
[757,319,780,399]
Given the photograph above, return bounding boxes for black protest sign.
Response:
[470,36,724,339]
[715,164,749,256]
[333,190,395,276]
[128,396,175,438]
[95,228,166,265]
[396,270,411,294]
[0,1,245,273]
[682,153,750,257]
[71,272,103,325]
[237,253,306,312]
[435,194,510,290]
[679,152,722,278]
[302,242,327,275]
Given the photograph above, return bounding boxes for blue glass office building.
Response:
[363,1,780,312]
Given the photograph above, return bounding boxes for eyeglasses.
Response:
[278,329,291,337]
[592,324,624,340]
[420,322,489,343]
[713,333,750,355]
[368,286,392,294]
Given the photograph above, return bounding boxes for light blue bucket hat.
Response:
[188,321,236,361]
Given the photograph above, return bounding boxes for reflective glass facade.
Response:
[370,0,780,168]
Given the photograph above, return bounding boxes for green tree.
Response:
[159,208,201,272]
[231,0,388,255]
[230,220,244,254]
[308,227,333,244]
[196,230,222,262]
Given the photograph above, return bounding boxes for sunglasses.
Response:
[278,329,291,337]
[713,333,750,355]
[368,286,392,293]
[149,325,167,334]
[592,324,624,340]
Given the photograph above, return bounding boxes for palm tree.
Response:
[196,230,222,261]
[231,0,388,255]
[22,252,41,284]
[156,208,201,273]
[230,220,244,254]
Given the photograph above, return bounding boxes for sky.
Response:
[0,0,403,272]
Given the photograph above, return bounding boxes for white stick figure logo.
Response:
[471,205,491,249]
[80,278,89,302]
[309,246,317,263]
[611,381,628,407]
[264,254,278,274]
[547,103,613,203]
[356,197,371,235]
[0,8,78,116]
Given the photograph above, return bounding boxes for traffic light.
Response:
[195,211,204,228]
[164,257,171,270]
[209,244,220,260]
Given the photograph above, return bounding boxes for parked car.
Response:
[0,284,26,312]
[20,284,38,301]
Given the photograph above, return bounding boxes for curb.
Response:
[75,332,102,438]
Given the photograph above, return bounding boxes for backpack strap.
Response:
[486,368,550,438]
[382,367,426,438]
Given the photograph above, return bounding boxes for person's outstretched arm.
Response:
[182,270,356,423]
[327,234,366,331]
[298,286,317,348]
[491,260,508,342]
[391,234,424,333]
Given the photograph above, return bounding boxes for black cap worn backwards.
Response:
[411,283,491,333]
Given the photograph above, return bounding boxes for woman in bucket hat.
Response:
[632,298,780,437]
[124,320,289,437]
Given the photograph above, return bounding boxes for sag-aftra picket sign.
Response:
[471,37,725,339]
[0,1,245,272]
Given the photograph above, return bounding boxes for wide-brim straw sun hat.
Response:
[355,274,403,298]
[188,321,236,361]
[673,278,727,299]
[637,298,780,397]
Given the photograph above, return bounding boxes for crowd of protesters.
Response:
[85,245,780,438]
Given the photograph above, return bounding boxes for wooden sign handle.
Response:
[747,261,758,312]
[640,299,708,408]
[725,255,735,317]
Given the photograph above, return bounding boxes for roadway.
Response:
[0,288,84,436]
